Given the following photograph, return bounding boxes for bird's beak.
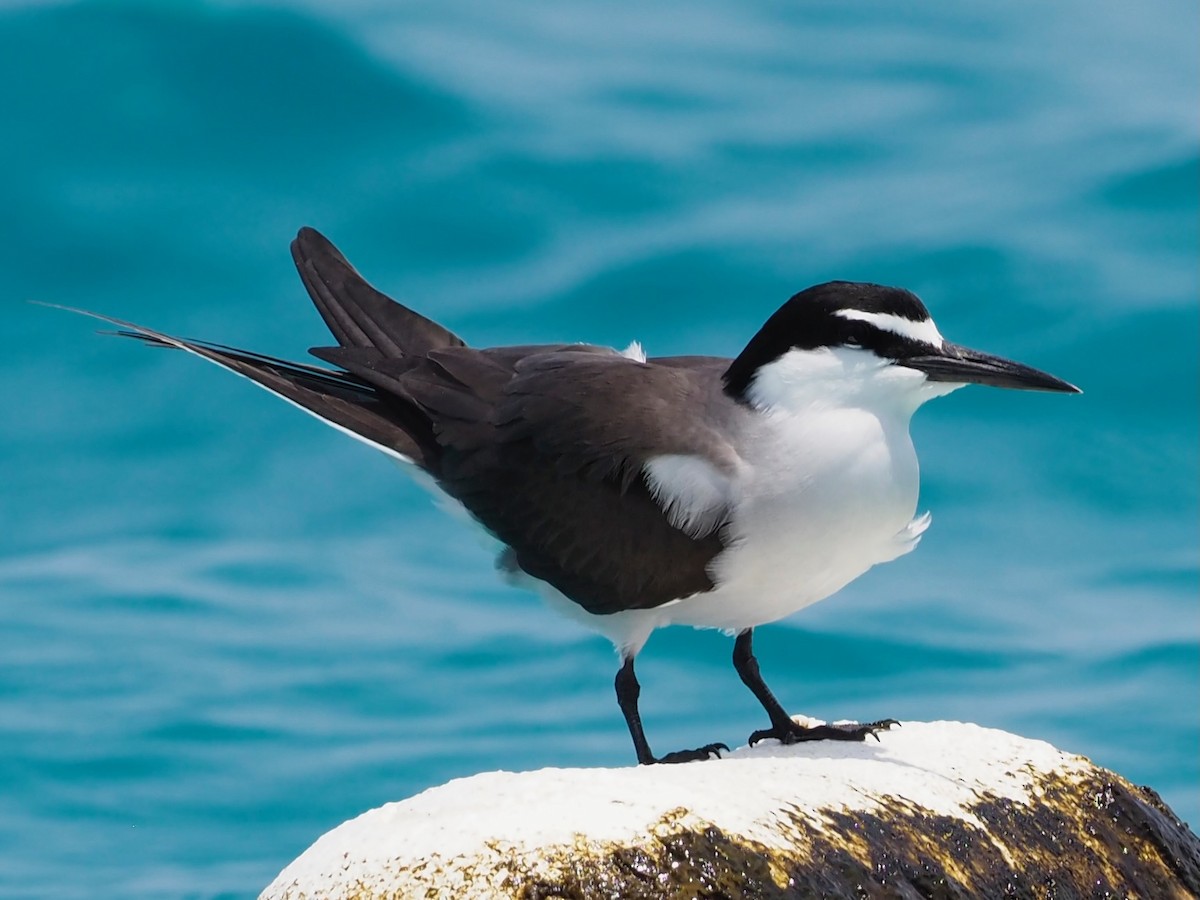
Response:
[904,342,1081,393]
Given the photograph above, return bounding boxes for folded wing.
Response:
[70,228,744,614]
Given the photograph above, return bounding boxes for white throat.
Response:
[745,346,961,417]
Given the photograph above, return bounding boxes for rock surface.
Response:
[261,720,1199,899]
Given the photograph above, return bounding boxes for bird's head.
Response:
[722,282,1080,414]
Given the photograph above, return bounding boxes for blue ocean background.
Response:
[2,1,1196,895]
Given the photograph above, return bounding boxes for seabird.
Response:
[66,228,1080,764]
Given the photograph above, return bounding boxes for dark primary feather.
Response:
[66,314,435,467]
[291,226,466,356]
[90,228,739,614]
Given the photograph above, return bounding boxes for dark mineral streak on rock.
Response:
[520,771,1200,900]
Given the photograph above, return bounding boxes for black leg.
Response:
[615,655,656,765]
[615,655,727,765]
[732,628,798,733]
[732,629,897,745]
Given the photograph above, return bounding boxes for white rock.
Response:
[261,720,1200,899]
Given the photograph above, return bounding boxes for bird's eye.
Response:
[844,338,861,348]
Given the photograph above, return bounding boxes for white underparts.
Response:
[746,346,946,417]
[642,454,732,538]
[834,308,944,347]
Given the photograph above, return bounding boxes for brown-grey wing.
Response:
[429,350,738,614]
[304,343,738,613]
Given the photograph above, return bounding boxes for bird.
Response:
[64,227,1081,765]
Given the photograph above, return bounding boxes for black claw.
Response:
[656,742,729,764]
[749,718,898,747]
[865,718,900,741]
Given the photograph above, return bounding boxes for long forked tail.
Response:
[47,307,434,467]
[45,227,462,468]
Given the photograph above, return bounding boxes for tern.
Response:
[67,228,1080,764]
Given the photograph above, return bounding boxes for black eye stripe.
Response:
[723,282,938,399]
[832,318,933,357]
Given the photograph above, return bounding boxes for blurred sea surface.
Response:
[1,1,1197,895]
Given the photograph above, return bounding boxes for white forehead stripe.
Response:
[835,309,944,347]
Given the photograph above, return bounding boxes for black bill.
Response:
[904,342,1081,393]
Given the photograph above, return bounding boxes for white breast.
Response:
[550,399,931,654]
[513,346,953,655]
[666,401,926,632]
[659,345,948,635]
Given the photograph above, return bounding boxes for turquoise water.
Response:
[2,1,1197,895]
